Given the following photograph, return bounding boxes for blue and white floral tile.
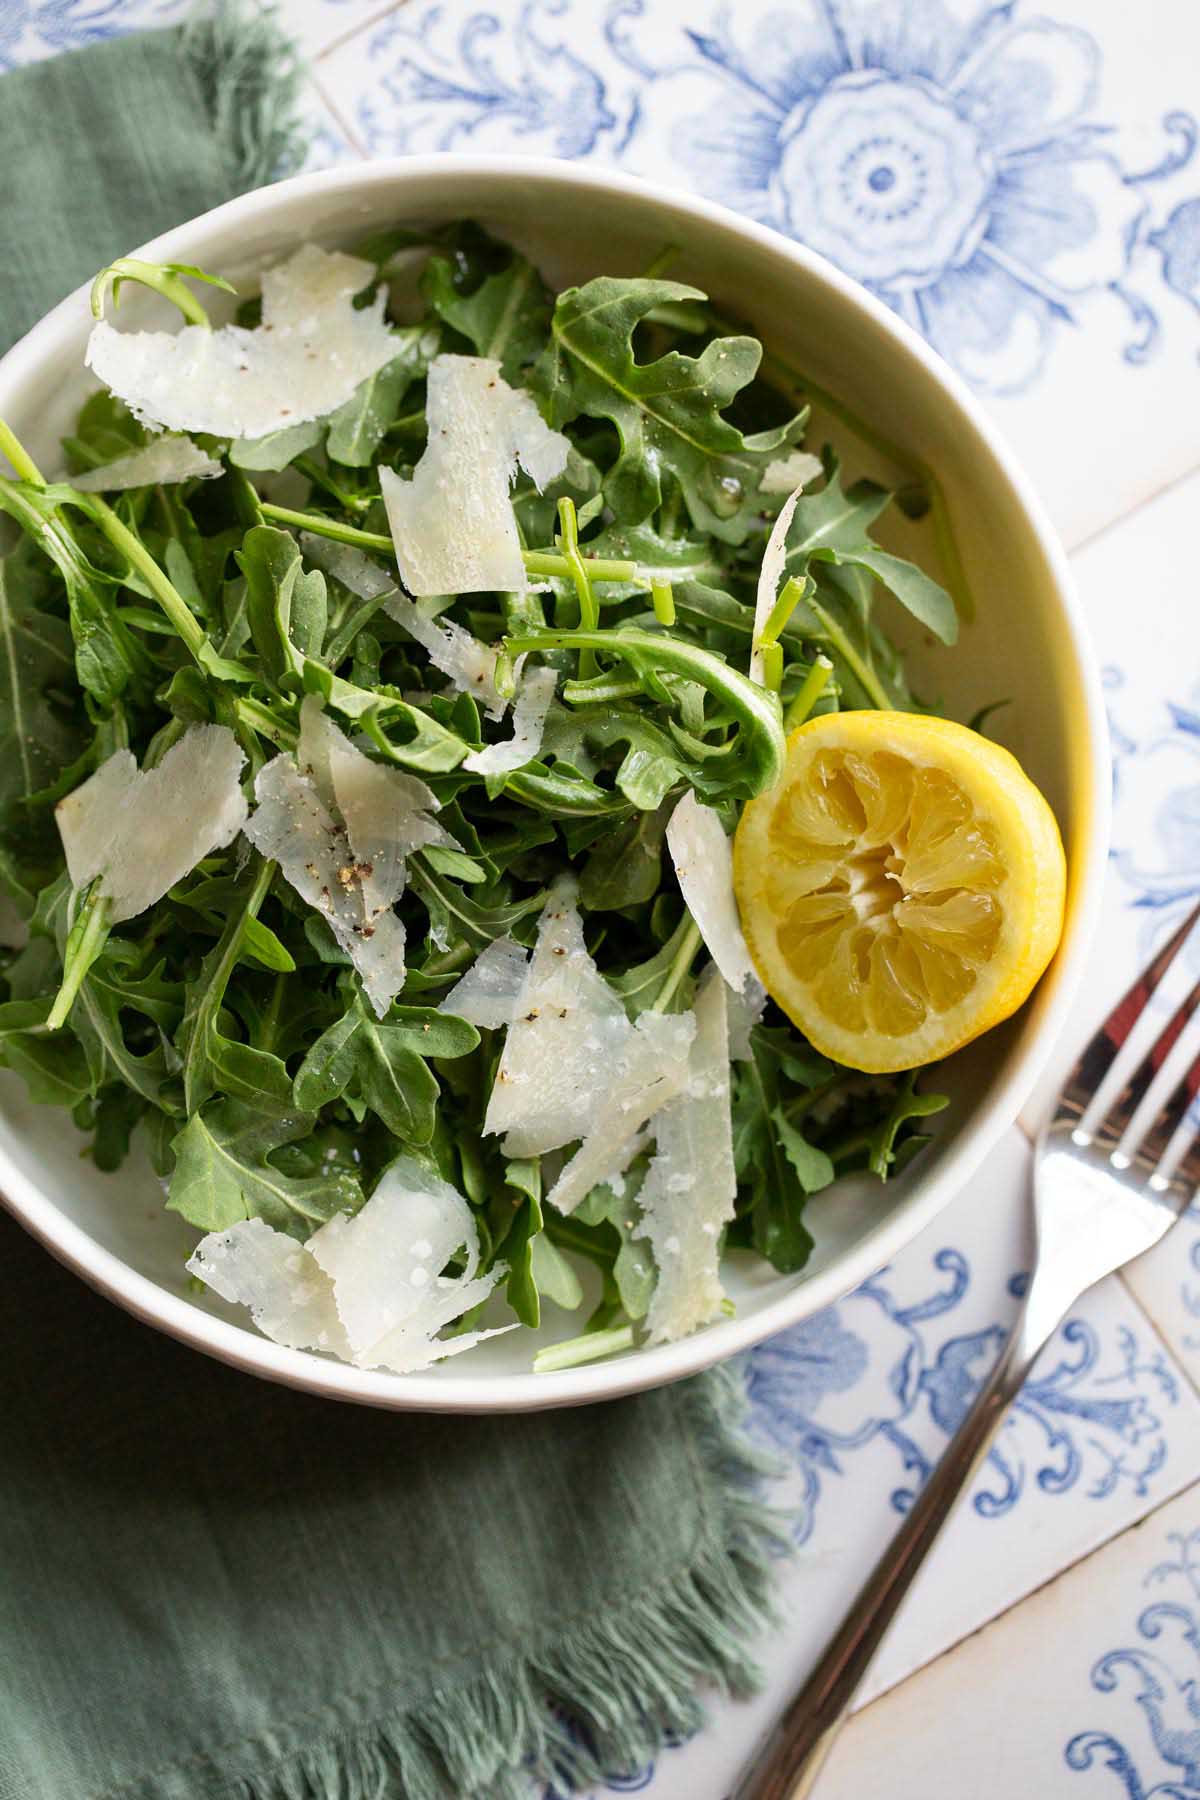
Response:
[1020,464,1200,1142]
[0,0,187,71]
[315,0,1200,548]
[541,1127,1200,1800]
[813,1479,1200,1799]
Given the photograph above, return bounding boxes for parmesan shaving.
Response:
[379,355,568,597]
[439,935,529,1029]
[760,450,823,495]
[299,533,396,600]
[464,665,557,775]
[85,244,396,439]
[243,750,408,1018]
[636,966,738,1344]
[750,483,804,685]
[55,724,247,923]
[70,436,222,492]
[306,1157,512,1372]
[726,973,767,1060]
[547,1010,696,1216]
[483,877,633,1157]
[296,697,452,921]
[382,591,511,721]
[186,1218,350,1357]
[667,791,754,993]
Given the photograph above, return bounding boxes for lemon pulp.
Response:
[733,711,1066,1073]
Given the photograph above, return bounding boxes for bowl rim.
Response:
[0,152,1110,1412]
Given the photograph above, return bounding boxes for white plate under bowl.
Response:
[0,157,1109,1411]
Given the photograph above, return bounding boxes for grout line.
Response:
[308,66,370,158]
[844,1470,1200,1735]
[847,1269,1200,1717]
[314,0,413,62]
[1066,457,1200,560]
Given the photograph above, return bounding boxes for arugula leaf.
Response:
[178,861,293,1115]
[0,997,94,1106]
[327,327,439,466]
[536,277,802,542]
[239,526,328,686]
[731,1031,828,1273]
[292,987,479,1144]
[498,1156,544,1328]
[422,252,550,382]
[167,1099,362,1235]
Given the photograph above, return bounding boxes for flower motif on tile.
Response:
[747,1252,1179,1539]
[354,1,616,158]
[611,0,1199,394]
[1106,669,1200,957]
[1065,1528,1200,1797]
[1151,196,1200,319]
[0,0,183,71]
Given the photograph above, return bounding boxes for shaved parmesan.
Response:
[297,697,451,921]
[299,533,396,600]
[382,591,511,721]
[761,450,823,495]
[483,878,632,1158]
[186,1217,350,1356]
[306,1157,511,1372]
[379,355,568,597]
[70,436,222,492]
[439,935,529,1029]
[85,244,396,439]
[637,966,738,1344]
[750,483,803,686]
[464,665,557,775]
[547,1010,696,1216]
[56,724,247,923]
[667,791,754,993]
[726,973,767,1060]
[187,1162,513,1374]
[243,747,408,1018]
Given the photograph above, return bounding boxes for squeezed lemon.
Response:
[733,711,1066,1073]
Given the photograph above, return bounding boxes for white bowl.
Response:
[0,156,1108,1412]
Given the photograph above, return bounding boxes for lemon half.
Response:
[733,711,1066,1073]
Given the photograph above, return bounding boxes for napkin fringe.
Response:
[180,3,308,195]
[224,1364,786,1800]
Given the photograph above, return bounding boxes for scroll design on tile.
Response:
[746,1253,1179,1538]
[1066,1528,1200,1797]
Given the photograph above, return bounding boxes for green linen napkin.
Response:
[0,18,782,1800]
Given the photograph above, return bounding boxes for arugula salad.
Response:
[0,223,957,1374]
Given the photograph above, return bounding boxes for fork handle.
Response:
[731,1302,1050,1800]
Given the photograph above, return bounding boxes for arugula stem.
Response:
[259,503,393,556]
[90,258,233,329]
[649,917,702,1013]
[651,579,676,626]
[47,890,111,1031]
[784,653,834,730]
[533,1325,636,1373]
[760,575,805,650]
[0,419,44,486]
[555,497,599,679]
[293,455,371,514]
[522,550,638,583]
[760,642,783,692]
[80,496,207,657]
[804,591,891,712]
[235,696,298,750]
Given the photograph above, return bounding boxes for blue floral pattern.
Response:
[347,0,1200,395]
[0,0,183,71]
[747,1249,1179,1540]
[1066,1530,1200,1797]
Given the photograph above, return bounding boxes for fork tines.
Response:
[1057,900,1200,1190]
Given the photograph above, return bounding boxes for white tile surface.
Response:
[317,0,1200,547]
[1021,465,1200,1140]
[544,1129,1200,1799]
[817,1478,1200,1798]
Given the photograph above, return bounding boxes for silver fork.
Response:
[732,902,1200,1800]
